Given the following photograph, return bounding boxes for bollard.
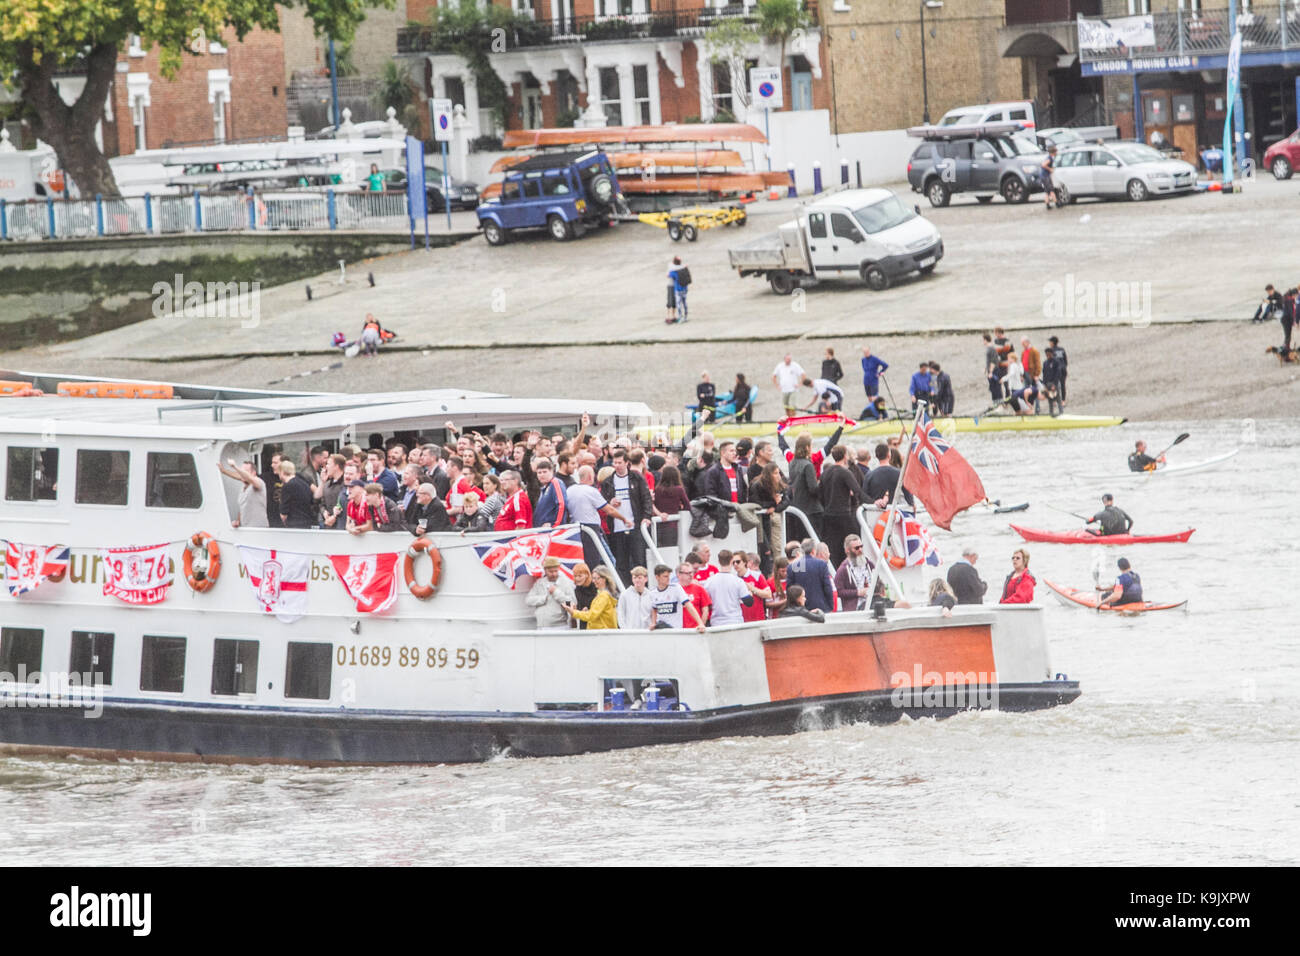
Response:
[327,189,337,230]
[46,197,55,239]
[813,161,823,194]
[194,188,203,231]
[144,192,153,233]
[0,199,6,240]
[856,160,863,188]
[95,194,104,236]
[787,163,797,198]
[840,158,849,185]
[247,186,257,230]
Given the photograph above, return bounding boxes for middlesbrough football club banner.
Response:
[237,546,310,622]
[4,542,70,597]
[329,553,400,614]
[101,543,174,605]
[474,526,586,590]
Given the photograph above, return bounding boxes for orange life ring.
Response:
[404,537,442,599]
[183,532,221,592]
[872,514,907,569]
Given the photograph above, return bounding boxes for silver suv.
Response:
[906,125,1047,207]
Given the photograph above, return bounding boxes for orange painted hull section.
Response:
[762,625,996,702]
[621,172,788,193]
[503,123,768,148]
[490,150,747,174]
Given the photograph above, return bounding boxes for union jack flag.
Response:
[474,525,587,590]
[900,515,942,567]
[910,412,951,475]
[4,543,70,597]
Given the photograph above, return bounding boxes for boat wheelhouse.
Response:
[0,371,1078,765]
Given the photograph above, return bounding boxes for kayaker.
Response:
[999,549,1036,604]
[1128,440,1166,472]
[1098,557,1142,609]
[1085,493,1133,536]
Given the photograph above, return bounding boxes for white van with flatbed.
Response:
[727,188,943,295]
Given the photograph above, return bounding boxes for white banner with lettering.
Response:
[1077,14,1156,53]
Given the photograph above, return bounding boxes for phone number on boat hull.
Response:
[336,646,480,669]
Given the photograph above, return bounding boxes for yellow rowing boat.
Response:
[636,414,1126,440]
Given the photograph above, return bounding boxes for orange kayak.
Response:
[503,124,768,148]
[1046,580,1188,614]
[490,150,746,174]
[1010,525,1195,545]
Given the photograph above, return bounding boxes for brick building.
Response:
[823,0,1023,132]
[397,1,832,141]
[48,23,289,157]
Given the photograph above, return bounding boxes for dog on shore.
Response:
[1266,345,1299,365]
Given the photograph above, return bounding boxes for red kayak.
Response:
[1046,580,1188,614]
[1009,524,1195,545]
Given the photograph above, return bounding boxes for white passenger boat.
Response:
[1072,447,1241,482]
[0,372,1079,765]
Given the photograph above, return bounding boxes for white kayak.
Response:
[1073,447,1240,482]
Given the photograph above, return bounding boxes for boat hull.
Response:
[1010,524,1195,545]
[0,682,1081,766]
[1045,580,1187,614]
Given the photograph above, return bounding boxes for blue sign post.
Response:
[405,135,428,250]
[431,98,454,231]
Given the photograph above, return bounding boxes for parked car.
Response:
[906,123,1047,206]
[378,166,480,211]
[1035,126,1123,150]
[1264,129,1300,179]
[938,101,1037,130]
[1051,142,1197,203]
[476,149,624,244]
[728,188,943,294]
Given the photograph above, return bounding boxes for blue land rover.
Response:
[477,150,624,245]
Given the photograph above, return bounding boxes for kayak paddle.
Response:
[1145,432,1190,469]
[1046,502,1092,522]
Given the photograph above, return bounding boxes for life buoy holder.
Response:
[183,532,222,592]
[872,514,907,569]
[404,538,442,599]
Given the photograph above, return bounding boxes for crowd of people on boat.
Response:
[216,415,1050,630]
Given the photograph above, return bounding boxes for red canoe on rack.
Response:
[1009,525,1195,545]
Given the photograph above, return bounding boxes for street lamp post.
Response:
[920,0,944,125]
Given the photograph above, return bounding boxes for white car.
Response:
[1051,142,1197,203]
[938,101,1037,130]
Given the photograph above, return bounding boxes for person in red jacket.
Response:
[999,549,1036,604]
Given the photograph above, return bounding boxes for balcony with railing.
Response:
[1079,6,1300,62]
[396,2,820,55]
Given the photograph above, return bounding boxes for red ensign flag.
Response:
[902,411,986,530]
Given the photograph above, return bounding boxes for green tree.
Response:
[424,0,541,130]
[702,17,755,117]
[0,1,391,197]
[757,0,811,76]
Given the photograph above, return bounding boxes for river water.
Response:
[1,417,1295,866]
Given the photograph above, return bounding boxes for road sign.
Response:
[750,67,783,109]
[431,98,453,143]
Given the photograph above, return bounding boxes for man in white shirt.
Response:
[567,464,629,571]
[650,564,706,631]
[526,557,576,629]
[617,567,656,629]
[771,354,806,417]
[703,549,760,626]
[800,375,845,413]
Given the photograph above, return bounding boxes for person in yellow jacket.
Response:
[564,565,619,629]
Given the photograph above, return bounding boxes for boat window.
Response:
[75,449,130,506]
[70,631,115,686]
[211,639,259,696]
[807,212,827,238]
[0,627,43,681]
[146,452,203,509]
[6,447,58,502]
[140,636,187,693]
[285,642,332,700]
